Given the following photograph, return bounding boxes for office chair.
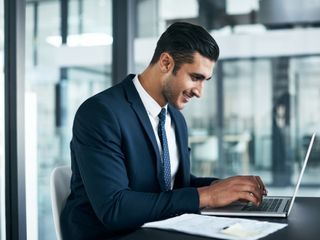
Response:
[50,165,72,240]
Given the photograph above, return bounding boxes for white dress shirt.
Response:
[133,75,179,189]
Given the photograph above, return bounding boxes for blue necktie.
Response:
[158,108,171,191]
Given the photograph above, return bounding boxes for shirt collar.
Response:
[133,75,168,118]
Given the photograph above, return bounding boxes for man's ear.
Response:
[159,52,174,73]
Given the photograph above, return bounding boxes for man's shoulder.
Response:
[82,74,135,107]
[97,74,135,98]
[72,74,139,131]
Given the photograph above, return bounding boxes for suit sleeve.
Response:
[190,174,219,187]
[72,99,200,232]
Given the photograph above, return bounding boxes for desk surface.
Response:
[115,197,320,240]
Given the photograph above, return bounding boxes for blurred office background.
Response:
[1,0,320,239]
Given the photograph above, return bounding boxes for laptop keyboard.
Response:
[242,198,282,212]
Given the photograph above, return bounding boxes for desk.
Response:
[114,197,320,240]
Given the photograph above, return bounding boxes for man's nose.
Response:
[193,81,205,98]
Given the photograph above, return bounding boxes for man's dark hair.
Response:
[150,22,220,74]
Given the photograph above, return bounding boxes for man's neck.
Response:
[138,66,167,107]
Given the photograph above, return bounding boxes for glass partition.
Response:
[222,59,272,177]
[25,0,112,238]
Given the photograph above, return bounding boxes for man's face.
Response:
[162,52,215,110]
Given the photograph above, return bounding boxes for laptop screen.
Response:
[287,132,316,215]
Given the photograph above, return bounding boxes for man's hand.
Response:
[197,176,267,208]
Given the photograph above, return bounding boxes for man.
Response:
[61,22,267,239]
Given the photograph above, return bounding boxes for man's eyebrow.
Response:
[190,73,212,81]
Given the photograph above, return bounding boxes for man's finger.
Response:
[238,191,260,206]
[255,176,267,195]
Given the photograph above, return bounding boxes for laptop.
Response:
[201,132,316,218]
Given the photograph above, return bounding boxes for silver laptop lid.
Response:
[287,132,316,215]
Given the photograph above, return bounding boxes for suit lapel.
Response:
[122,75,165,190]
[168,105,190,187]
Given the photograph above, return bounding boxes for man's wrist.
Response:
[197,186,210,208]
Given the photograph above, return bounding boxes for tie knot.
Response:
[158,108,167,122]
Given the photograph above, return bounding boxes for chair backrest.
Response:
[50,166,72,240]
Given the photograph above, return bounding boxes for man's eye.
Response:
[191,76,201,81]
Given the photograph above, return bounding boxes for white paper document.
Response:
[142,214,287,240]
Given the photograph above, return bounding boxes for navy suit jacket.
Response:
[61,74,216,239]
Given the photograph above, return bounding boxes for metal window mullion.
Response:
[4,0,27,239]
[216,62,225,177]
[112,0,136,85]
